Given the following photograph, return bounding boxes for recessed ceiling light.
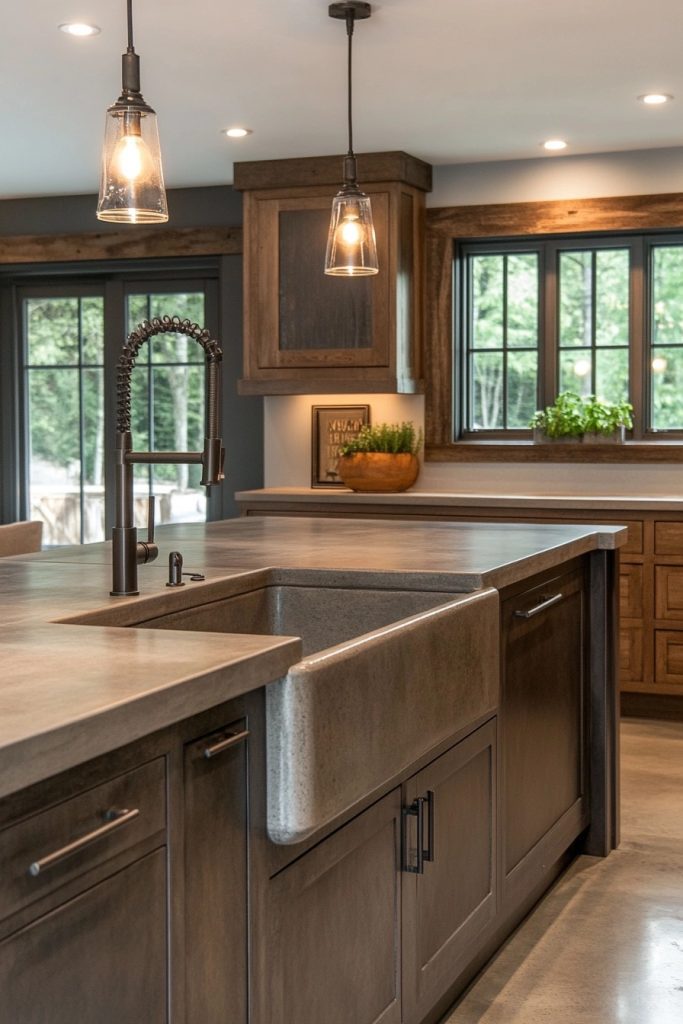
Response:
[59,22,101,36]
[638,93,673,105]
[543,139,568,151]
[223,127,253,138]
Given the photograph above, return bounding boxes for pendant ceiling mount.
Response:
[324,0,379,276]
[96,0,168,224]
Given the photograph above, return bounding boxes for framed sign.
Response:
[311,405,371,487]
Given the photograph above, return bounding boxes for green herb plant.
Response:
[529,392,585,439]
[582,395,633,435]
[338,421,423,457]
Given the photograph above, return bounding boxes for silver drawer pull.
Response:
[514,592,564,619]
[203,728,250,760]
[28,808,140,878]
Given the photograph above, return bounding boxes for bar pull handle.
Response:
[423,790,435,863]
[203,728,250,760]
[402,797,426,874]
[514,592,564,619]
[28,808,140,878]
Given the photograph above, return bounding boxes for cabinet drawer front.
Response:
[619,627,643,683]
[620,564,644,619]
[655,565,683,620]
[655,630,683,685]
[0,758,166,921]
[655,521,683,555]
[620,520,644,555]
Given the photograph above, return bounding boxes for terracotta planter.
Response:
[337,452,420,492]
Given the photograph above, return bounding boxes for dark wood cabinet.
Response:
[263,788,402,1024]
[401,720,497,1024]
[234,152,431,395]
[183,719,249,1024]
[500,564,589,907]
[0,849,167,1024]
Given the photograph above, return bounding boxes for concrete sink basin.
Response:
[68,578,499,844]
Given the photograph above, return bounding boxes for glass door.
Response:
[21,286,105,545]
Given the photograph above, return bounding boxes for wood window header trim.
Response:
[0,225,243,266]
[424,190,683,463]
[426,190,683,239]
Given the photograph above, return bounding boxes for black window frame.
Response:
[454,230,683,442]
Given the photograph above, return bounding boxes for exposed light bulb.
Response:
[652,356,668,373]
[340,217,362,245]
[113,133,150,182]
[573,358,591,377]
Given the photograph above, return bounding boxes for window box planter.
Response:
[532,429,583,445]
[583,427,626,445]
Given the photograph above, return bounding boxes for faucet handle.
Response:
[136,494,158,566]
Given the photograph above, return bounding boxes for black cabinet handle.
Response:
[514,592,564,619]
[403,791,435,873]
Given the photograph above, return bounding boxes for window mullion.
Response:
[543,242,558,406]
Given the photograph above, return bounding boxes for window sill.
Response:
[426,441,683,463]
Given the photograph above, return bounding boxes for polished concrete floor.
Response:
[444,719,683,1024]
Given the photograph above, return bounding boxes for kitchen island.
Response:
[0,516,624,1024]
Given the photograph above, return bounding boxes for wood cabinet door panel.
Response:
[655,521,683,555]
[183,720,248,1024]
[655,630,683,686]
[0,849,167,1024]
[620,520,644,554]
[655,565,683,620]
[501,568,587,877]
[265,790,402,1024]
[401,721,497,1024]
[620,564,644,619]
[620,627,644,683]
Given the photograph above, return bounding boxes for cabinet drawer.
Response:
[655,630,683,686]
[0,757,166,922]
[620,520,644,555]
[655,566,683,620]
[619,627,643,683]
[620,564,644,619]
[655,521,683,555]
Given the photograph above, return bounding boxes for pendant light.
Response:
[97,0,168,223]
[325,1,378,276]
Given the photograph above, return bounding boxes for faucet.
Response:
[111,315,225,596]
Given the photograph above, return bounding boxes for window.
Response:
[13,267,219,546]
[457,233,683,441]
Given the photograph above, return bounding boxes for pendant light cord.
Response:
[127,0,135,52]
[346,9,355,158]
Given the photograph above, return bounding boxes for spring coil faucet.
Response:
[111,315,225,596]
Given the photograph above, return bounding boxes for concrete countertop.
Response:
[236,487,683,512]
[0,516,626,800]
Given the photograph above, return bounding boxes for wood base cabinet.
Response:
[500,564,589,908]
[401,720,497,1024]
[261,720,497,1024]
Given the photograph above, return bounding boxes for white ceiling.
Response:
[3,0,683,198]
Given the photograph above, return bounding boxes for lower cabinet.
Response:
[401,721,496,1024]
[183,718,249,1024]
[262,720,497,1024]
[500,564,589,908]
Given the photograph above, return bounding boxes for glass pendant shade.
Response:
[97,105,168,223]
[325,187,378,276]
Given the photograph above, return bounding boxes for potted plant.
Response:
[582,396,633,444]
[529,392,585,443]
[337,422,423,492]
